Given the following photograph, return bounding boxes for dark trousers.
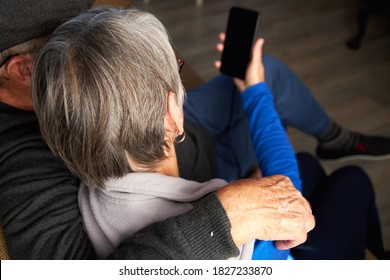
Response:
[292,152,384,259]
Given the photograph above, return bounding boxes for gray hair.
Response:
[32,7,185,188]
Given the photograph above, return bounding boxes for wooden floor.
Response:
[131,0,390,251]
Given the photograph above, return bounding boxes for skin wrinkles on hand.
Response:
[217,175,315,249]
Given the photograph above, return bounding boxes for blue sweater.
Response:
[240,82,302,260]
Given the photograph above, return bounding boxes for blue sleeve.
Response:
[241,82,302,191]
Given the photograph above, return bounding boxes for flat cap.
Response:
[0,0,95,52]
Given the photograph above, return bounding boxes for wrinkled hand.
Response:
[215,32,265,92]
[217,175,315,250]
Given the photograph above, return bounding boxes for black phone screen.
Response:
[220,7,260,80]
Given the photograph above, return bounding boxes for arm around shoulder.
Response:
[109,192,239,260]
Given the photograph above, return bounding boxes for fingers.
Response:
[274,189,315,250]
[274,211,315,250]
[305,207,316,232]
[275,235,307,250]
[233,78,246,92]
[218,175,315,247]
[219,32,225,42]
[216,43,224,53]
[242,37,265,88]
[251,38,264,64]
[215,33,225,54]
[214,34,225,70]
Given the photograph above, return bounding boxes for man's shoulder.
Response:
[0,102,38,132]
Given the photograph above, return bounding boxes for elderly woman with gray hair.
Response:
[32,7,313,259]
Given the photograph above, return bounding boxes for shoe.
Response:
[316,134,390,162]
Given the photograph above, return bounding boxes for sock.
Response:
[317,122,359,150]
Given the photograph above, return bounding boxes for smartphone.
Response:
[220,7,260,80]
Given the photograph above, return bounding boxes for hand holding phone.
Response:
[220,7,260,80]
[217,34,265,92]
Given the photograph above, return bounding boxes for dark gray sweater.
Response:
[0,102,238,259]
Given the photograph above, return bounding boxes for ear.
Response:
[164,91,184,135]
[4,54,33,87]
